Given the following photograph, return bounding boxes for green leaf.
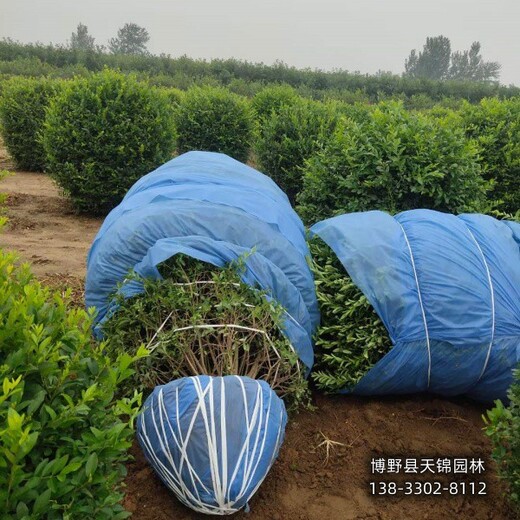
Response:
[60,460,83,477]
[32,488,51,515]
[7,407,24,430]
[85,452,98,477]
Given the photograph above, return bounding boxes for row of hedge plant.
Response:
[1,39,519,102]
[1,73,518,219]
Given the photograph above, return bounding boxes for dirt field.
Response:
[0,168,101,280]
[0,160,516,520]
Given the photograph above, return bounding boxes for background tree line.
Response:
[0,26,517,105]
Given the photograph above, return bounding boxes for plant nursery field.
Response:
[0,149,515,520]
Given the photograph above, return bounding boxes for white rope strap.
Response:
[191,376,268,513]
[227,376,273,503]
[139,390,216,512]
[464,226,495,381]
[171,281,241,287]
[146,320,301,376]
[398,223,432,388]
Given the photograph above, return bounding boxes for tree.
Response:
[449,42,501,81]
[108,23,150,55]
[70,23,95,51]
[405,36,452,80]
[405,37,501,82]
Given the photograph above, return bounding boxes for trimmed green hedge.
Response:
[251,84,300,122]
[175,86,255,162]
[460,98,520,214]
[255,98,341,203]
[298,101,486,223]
[1,40,519,103]
[0,77,59,171]
[42,69,176,215]
[161,86,184,108]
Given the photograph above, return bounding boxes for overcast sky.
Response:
[1,0,518,85]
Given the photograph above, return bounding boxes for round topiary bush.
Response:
[103,254,309,409]
[0,77,59,171]
[254,98,341,204]
[460,98,520,214]
[251,84,300,122]
[175,86,255,162]
[42,70,176,215]
[297,101,486,223]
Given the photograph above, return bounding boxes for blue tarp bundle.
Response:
[311,209,520,401]
[85,151,318,371]
[137,375,287,514]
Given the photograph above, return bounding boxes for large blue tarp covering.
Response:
[311,209,520,401]
[137,375,287,514]
[85,151,317,370]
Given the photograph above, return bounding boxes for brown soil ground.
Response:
[0,175,101,280]
[124,393,516,520]
[0,153,516,520]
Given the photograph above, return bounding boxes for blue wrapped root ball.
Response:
[137,375,288,514]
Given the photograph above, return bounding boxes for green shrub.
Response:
[323,99,373,124]
[309,238,391,392]
[487,209,520,222]
[404,93,437,111]
[423,105,461,121]
[460,98,520,214]
[103,254,308,409]
[255,98,341,203]
[161,86,184,107]
[484,368,520,507]
[323,89,371,105]
[297,101,486,223]
[175,86,255,162]
[0,77,58,171]
[436,97,465,111]
[0,247,145,519]
[251,84,300,122]
[227,78,264,98]
[42,69,176,214]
